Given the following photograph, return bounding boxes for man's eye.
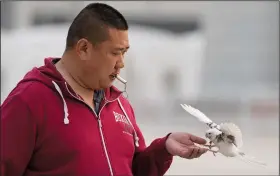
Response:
[112,51,126,56]
[112,52,121,56]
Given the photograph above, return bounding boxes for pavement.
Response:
[136,113,279,175]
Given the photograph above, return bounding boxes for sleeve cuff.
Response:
[154,133,173,161]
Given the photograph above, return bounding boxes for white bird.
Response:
[180,104,267,166]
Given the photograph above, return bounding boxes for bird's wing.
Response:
[180,104,220,129]
[220,122,243,148]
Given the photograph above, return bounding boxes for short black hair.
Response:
[65,3,128,50]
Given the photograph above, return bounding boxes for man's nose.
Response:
[116,58,125,69]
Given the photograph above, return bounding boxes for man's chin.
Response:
[100,81,114,89]
[91,84,111,91]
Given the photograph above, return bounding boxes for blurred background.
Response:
[1,1,279,175]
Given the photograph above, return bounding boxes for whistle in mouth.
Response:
[116,75,127,84]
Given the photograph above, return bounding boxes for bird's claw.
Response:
[208,149,218,157]
[213,151,217,157]
[204,141,215,150]
[203,144,213,148]
[205,142,218,157]
[202,142,218,156]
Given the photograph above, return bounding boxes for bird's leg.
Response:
[212,150,218,157]
[208,148,218,157]
[203,141,216,149]
[204,141,218,157]
[202,141,218,156]
[210,141,218,157]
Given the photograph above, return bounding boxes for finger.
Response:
[196,147,208,158]
[180,146,207,159]
[189,147,200,159]
[179,147,194,159]
[179,150,190,158]
[189,134,207,145]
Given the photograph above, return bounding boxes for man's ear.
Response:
[76,38,90,60]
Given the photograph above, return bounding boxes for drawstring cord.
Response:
[117,98,139,147]
[52,81,69,124]
[52,81,139,147]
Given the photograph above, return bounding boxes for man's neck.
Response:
[55,55,94,104]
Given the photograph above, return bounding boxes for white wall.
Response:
[2,1,278,108]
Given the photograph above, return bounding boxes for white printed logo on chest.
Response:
[113,111,134,136]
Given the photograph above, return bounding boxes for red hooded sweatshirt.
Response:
[1,58,173,176]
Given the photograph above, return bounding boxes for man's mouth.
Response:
[109,74,117,80]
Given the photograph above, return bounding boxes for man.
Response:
[1,3,209,176]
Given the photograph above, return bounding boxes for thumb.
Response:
[189,133,207,144]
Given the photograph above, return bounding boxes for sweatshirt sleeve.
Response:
[1,94,37,176]
[129,107,173,176]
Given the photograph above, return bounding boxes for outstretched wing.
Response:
[180,104,220,130]
[220,122,243,148]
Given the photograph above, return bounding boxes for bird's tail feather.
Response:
[237,152,267,167]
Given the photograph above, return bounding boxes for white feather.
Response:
[180,104,213,124]
[237,151,267,167]
[220,122,243,148]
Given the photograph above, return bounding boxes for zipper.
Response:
[65,83,119,176]
[97,101,113,176]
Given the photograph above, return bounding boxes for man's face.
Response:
[76,28,129,90]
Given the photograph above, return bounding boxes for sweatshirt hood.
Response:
[18,57,123,124]
[19,57,123,98]
[19,58,73,97]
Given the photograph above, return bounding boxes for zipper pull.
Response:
[98,118,102,128]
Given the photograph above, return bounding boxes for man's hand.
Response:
[165,132,208,159]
